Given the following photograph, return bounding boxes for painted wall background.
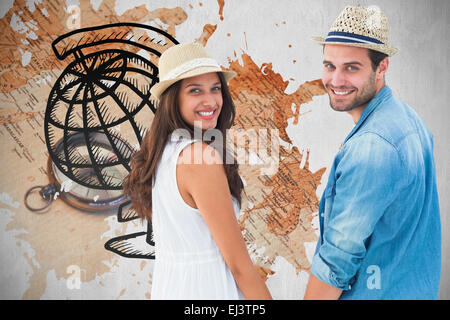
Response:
[0,0,448,299]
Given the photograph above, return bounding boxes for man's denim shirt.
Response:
[310,86,441,299]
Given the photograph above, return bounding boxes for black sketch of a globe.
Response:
[45,49,157,190]
[44,22,178,195]
[42,22,179,258]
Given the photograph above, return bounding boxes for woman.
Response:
[123,43,272,300]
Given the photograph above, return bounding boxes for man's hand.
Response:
[303,273,342,300]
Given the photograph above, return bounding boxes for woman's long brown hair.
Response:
[122,72,243,220]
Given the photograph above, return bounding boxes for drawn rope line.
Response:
[69,55,103,177]
[48,134,133,171]
[50,86,134,172]
[49,76,84,105]
[67,49,130,98]
[92,51,128,74]
[53,22,178,61]
[87,53,100,73]
[77,82,109,188]
[120,207,138,221]
[61,81,86,179]
[105,232,154,257]
[87,82,132,174]
[43,24,180,196]
[68,32,165,58]
[102,66,158,82]
[46,62,154,132]
[90,50,159,93]
[91,77,147,146]
[86,48,157,75]
[65,50,157,100]
[95,71,155,108]
[46,78,82,143]
[57,67,124,102]
[93,70,156,129]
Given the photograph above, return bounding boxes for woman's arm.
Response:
[177,142,272,300]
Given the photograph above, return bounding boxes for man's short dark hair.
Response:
[322,46,388,71]
[368,49,388,71]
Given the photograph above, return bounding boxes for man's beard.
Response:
[327,72,377,112]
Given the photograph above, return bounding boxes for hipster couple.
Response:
[123,6,441,300]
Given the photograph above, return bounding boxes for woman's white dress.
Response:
[150,137,244,299]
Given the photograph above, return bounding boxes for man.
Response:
[304,6,441,299]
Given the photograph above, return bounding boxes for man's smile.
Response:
[329,87,356,97]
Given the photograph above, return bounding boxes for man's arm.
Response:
[305,133,406,299]
[304,273,342,300]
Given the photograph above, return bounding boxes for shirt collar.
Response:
[344,85,392,143]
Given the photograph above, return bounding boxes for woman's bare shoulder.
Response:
[178,141,223,168]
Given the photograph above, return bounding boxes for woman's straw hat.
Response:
[150,43,236,104]
[313,6,398,56]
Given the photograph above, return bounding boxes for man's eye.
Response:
[347,65,358,71]
[324,64,335,69]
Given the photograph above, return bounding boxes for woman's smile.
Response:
[196,109,217,120]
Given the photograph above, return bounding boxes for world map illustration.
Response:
[0,0,355,299]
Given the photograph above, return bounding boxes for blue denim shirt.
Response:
[310,86,441,299]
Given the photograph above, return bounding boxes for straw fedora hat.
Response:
[313,5,398,56]
[150,42,236,104]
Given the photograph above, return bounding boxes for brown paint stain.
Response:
[0,0,187,93]
[0,0,187,299]
[195,24,217,46]
[224,53,327,272]
[226,53,326,143]
[251,148,325,237]
[0,0,332,294]
[117,288,126,299]
[244,31,248,51]
[217,0,225,20]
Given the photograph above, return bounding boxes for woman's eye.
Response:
[189,88,201,94]
[212,86,221,92]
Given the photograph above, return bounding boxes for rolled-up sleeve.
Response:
[310,132,406,290]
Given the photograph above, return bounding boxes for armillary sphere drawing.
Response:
[24,22,179,260]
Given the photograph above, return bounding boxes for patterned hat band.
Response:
[160,58,221,82]
[325,31,384,45]
[312,6,398,56]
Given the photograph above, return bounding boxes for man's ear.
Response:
[377,57,389,80]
